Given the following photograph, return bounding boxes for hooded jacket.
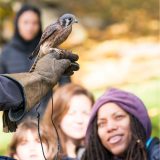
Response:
[0,5,42,74]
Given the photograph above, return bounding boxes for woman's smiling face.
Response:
[60,94,92,140]
[97,102,132,156]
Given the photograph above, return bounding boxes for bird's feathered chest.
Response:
[42,24,72,48]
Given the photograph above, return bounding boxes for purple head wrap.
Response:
[86,88,152,141]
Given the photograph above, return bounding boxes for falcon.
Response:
[29,13,78,72]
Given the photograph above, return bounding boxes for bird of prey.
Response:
[29,13,78,72]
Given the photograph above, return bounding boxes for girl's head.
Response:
[84,88,151,160]
[8,118,56,160]
[14,4,42,41]
[43,83,94,154]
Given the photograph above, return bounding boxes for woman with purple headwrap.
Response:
[82,88,159,160]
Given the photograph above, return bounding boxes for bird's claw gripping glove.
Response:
[2,50,79,132]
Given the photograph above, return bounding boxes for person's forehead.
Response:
[18,11,39,20]
[69,94,92,108]
[97,102,126,118]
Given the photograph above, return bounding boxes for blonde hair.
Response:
[8,118,57,159]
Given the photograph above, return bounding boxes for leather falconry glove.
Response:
[2,50,79,132]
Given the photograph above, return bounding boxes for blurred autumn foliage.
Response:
[0,0,159,43]
[0,1,159,154]
[0,0,159,115]
[0,0,159,100]
[0,0,160,134]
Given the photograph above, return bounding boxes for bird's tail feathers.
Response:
[29,55,40,72]
[28,45,40,60]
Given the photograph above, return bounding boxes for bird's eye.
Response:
[68,17,72,21]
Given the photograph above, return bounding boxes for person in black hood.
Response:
[0,4,42,73]
[0,4,71,117]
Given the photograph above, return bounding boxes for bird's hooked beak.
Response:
[74,18,78,23]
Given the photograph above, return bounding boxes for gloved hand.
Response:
[2,49,79,132]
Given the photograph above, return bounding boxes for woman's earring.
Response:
[136,139,144,148]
